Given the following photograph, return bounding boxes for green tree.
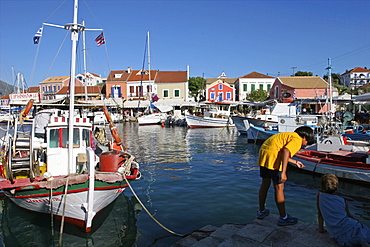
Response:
[188,77,206,102]
[323,73,341,84]
[294,71,313,76]
[246,89,269,102]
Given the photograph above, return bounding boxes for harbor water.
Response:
[0,123,369,246]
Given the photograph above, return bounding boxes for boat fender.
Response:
[21,99,34,117]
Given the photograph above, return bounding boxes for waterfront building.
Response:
[340,67,370,89]
[234,71,275,101]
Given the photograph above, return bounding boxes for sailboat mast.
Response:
[147,31,151,87]
[327,58,333,117]
[68,0,80,174]
[82,20,88,101]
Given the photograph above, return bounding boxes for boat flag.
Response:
[95,32,105,47]
[293,89,296,100]
[33,27,43,44]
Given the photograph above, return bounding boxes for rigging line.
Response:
[82,0,104,29]
[44,0,67,22]
[44,32,69,80]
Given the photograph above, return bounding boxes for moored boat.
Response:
[185,101,235,128]
[0,0,141,233]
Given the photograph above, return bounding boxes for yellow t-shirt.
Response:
[258,132,302,171]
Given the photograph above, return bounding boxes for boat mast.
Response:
[67,0,80,174]
[326,58,333,123]
[147,31,151,96]
[82,20,88,101]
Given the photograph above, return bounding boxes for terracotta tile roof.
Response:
[278,76,328,89]
[40,76,70,84]
[28,86,40,93]
[56,86,104,94]
[206,78,237,85]
[240,71,274,78]
[341,67,370,75]
[155,71,187,83]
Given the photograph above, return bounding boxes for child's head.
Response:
[294,126,315,145]
[320,173,339,193]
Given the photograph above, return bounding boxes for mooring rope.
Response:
[123,175,185,237]
[59,176,69,246]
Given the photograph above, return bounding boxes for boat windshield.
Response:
[49,128,84,148]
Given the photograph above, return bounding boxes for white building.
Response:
[340,67,370,89]
[235,71,275,101]
[76,72,103,86]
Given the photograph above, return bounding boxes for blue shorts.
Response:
[260,166,283,184]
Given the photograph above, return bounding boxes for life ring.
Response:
[357,125,364,132]
[21,99,34,118]
[324,139,332,144]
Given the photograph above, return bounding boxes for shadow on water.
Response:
[0,194,140,247]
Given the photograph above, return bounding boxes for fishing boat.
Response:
[185,101,235,128]
[137,102,171,126]
[0,0,140,233]
[293,135,370,184]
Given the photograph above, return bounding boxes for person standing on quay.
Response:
[256,126,314,226]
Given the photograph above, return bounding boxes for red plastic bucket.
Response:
[99,151,125,172]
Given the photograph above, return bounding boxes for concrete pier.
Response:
[172,214,342,247]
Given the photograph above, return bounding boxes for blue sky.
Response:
[0,0,369,87]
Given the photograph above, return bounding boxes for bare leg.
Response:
[274,183,286,217]
[259,178,271,211]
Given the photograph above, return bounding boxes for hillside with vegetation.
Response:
[0,80,16,96]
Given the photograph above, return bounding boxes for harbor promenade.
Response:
[172,214,343,247]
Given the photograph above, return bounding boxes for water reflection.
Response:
[1,194,140,246]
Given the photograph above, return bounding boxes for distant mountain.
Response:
[0,80,17,96]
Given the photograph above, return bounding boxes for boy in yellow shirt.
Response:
[256,126,314,226]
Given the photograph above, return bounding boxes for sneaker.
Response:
[256,209,270,219]
[277,214,298,226]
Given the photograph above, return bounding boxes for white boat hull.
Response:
[137,113,167,125]
[185,114,234,128]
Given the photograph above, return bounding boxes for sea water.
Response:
[0,122,369,246]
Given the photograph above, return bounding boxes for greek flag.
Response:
[33,27,43,44]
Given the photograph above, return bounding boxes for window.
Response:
[58,85,61,91]
[251,84,255,91]
[243,84,247,91]
[163,90,169,98]
[226,92,231,99]
[130,86,134,93]
[210,92,215,100]
[219,84,223,90]
[275,86,279,98]
[49,129,59,148]
[218,92,223,101]
[174,89,180,97]
[259,84,263,90]
[61,128,80,148]
[267,84,271,91]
